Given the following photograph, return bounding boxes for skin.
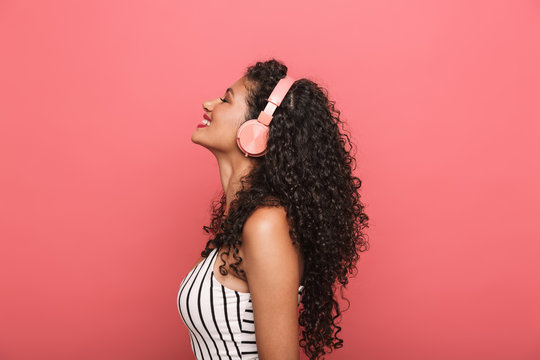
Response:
[190,75,304,360]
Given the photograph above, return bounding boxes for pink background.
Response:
[1,0,539,359]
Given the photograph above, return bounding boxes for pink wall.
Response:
[0,0,539,359]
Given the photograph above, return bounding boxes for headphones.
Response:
[236,75,295,157]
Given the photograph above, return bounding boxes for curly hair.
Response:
[199,58,370,360]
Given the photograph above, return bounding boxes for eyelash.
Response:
[219,97,227,103]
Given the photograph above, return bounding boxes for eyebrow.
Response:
[226,88,234,97]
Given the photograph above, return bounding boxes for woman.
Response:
[178,58,369,360]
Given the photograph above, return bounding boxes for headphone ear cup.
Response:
[236,119,270,157]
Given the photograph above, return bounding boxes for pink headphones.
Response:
[236,75,296,157]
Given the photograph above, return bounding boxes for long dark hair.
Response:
[199,58,370,360]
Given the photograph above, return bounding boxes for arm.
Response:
[242,206,302,360]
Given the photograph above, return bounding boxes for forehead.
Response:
[229,77,248,96]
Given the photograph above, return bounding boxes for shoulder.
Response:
[242,203,296,257]
[241,204,300,281]
[244,205,290,237]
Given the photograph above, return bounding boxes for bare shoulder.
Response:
[245,204,289,232]
[243,205,293,251]
[241,204,303,284]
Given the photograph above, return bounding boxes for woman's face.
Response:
[191,76,250,155]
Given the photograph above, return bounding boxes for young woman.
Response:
[178,58,369,360]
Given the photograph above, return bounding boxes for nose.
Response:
[202,101,211,112]
[202,97,222,112]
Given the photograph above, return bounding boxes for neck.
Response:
[214,152,256,215]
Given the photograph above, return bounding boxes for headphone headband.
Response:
[257,75,295,126]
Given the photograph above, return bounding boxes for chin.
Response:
[190,131,202,144]
[190,134,210,151]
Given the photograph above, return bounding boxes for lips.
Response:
[198,113,211,128]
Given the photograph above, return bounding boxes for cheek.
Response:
[218,116,242,133]
[212,108,246,136]
[209,119,239,141]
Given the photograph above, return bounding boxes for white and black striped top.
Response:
[177,247,304,360]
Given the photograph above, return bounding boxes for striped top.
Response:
[177,247,304,360]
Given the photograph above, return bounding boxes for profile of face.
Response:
[191,76,250,156]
